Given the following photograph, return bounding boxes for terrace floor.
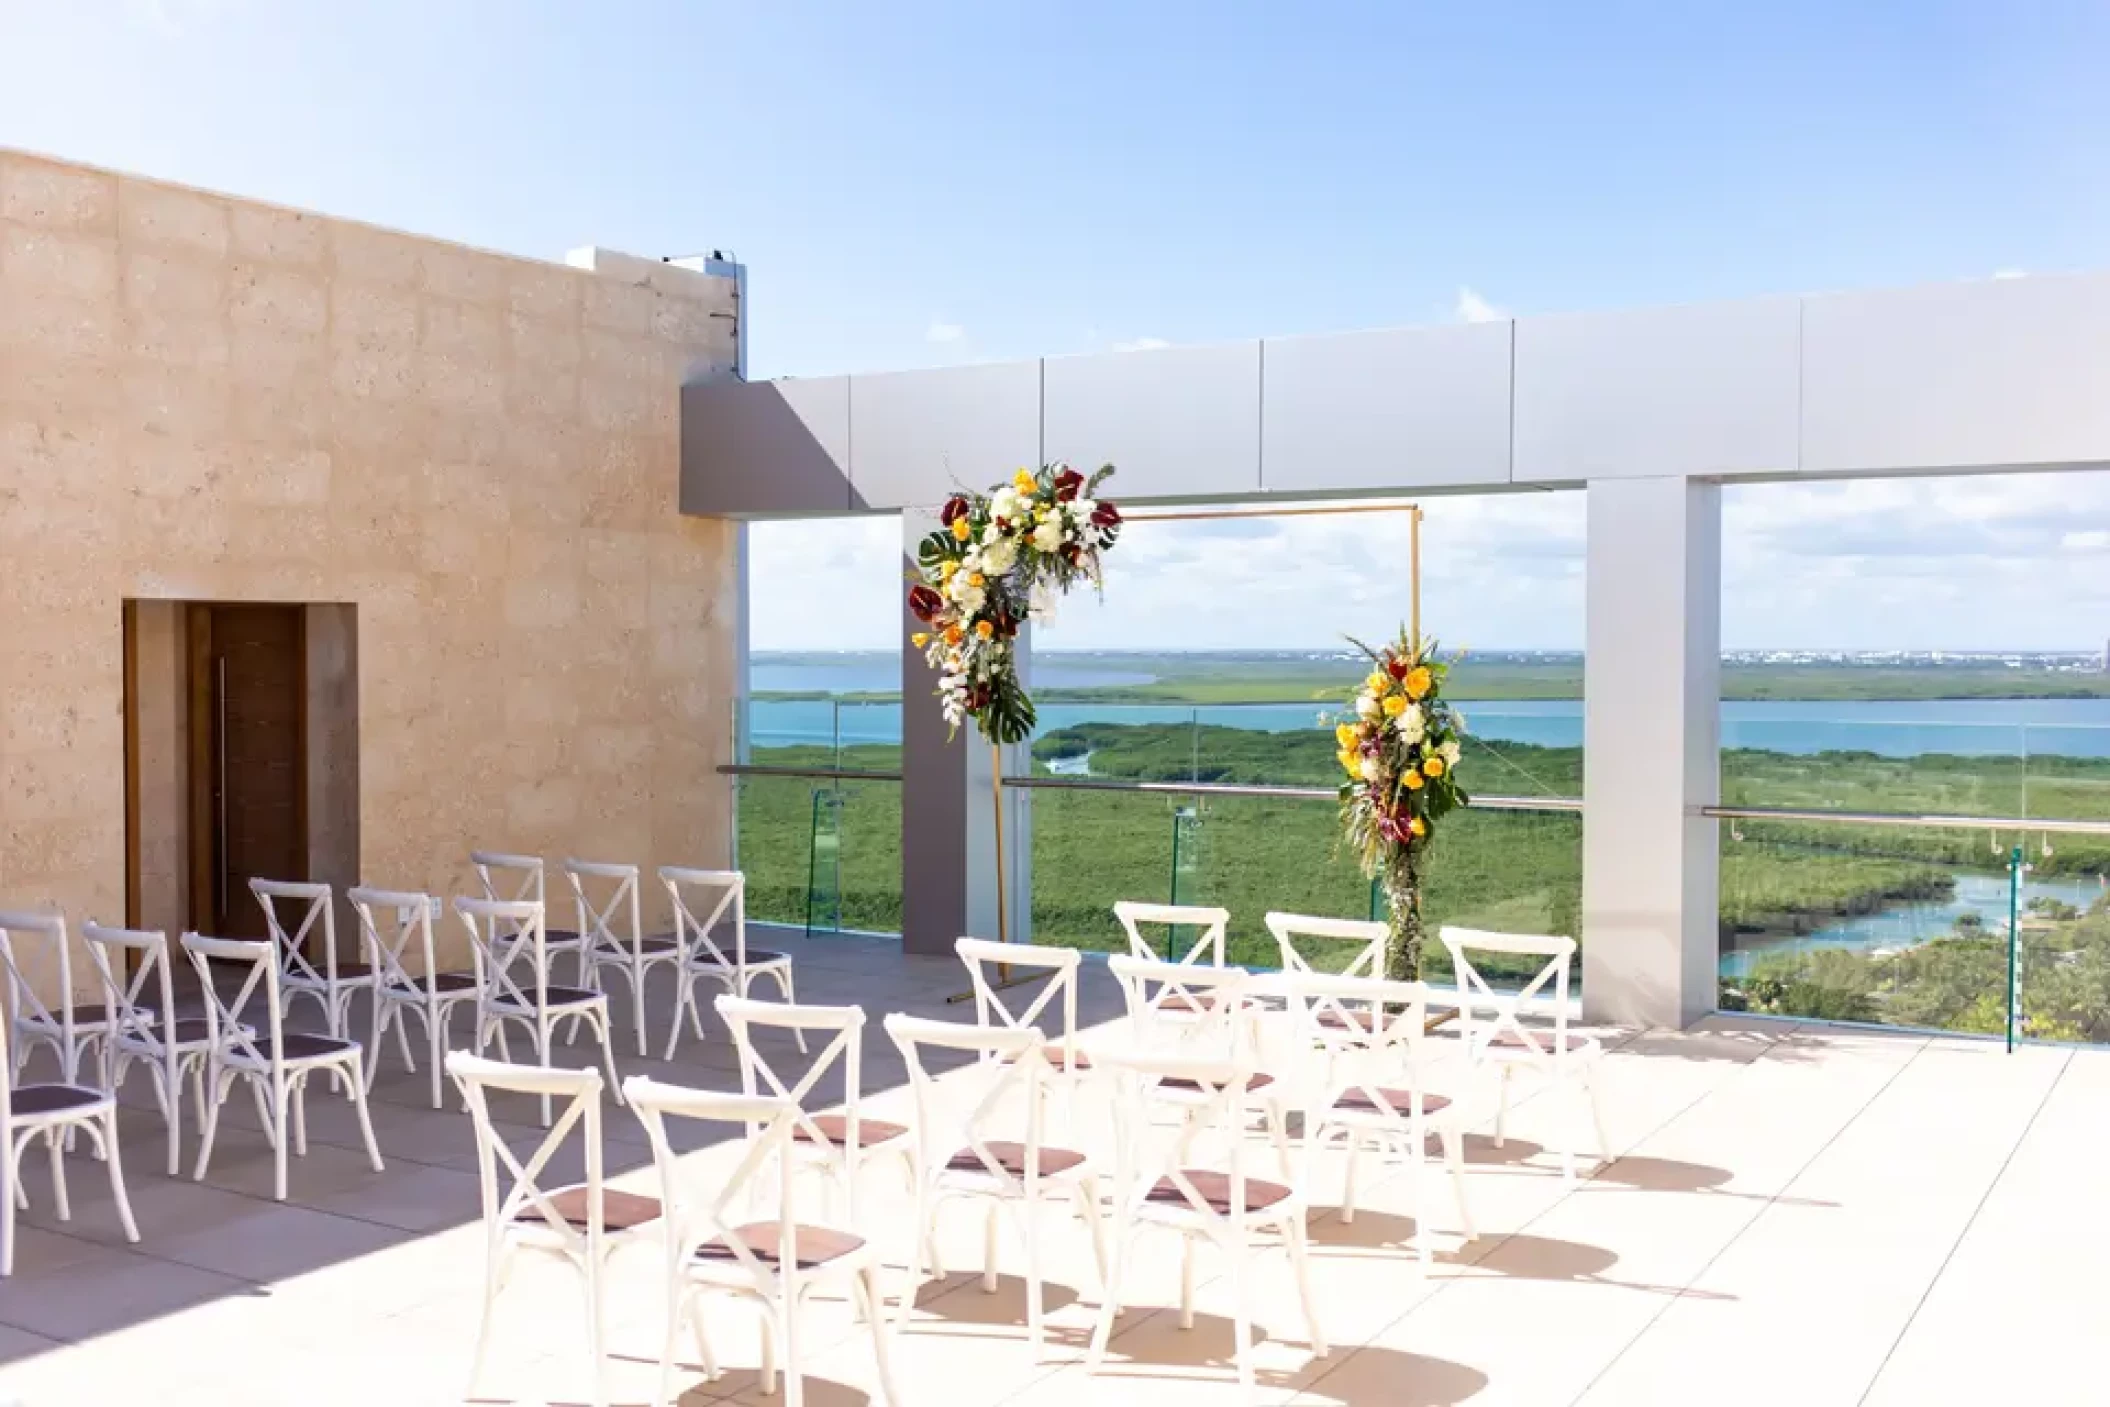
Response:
[0,931,2099,1406]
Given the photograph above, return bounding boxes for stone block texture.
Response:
[0,149,739,985]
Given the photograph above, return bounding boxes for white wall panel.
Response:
[1514,298,1801,482]
[1801,273,2110,474]
[849,360,1042,509]
[1262,322,1512,491]
[1042,342,1260,499]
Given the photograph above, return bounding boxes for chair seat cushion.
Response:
[541,929,586,946]
[1161,1071,1276,1093]
[166,1017,225,1045]
[491,983,603,1009]
[595,935,681,957]
[25,1003,127,1028]
[287,963,375,984]
[263,1031,359,1061]
[697,1223,865,1270]
[387,971,480,995]
[1159,991,1230,1014]
[689,948,789,969]
[1332,1087,1452,1116]
[522,1185,663,1232]
[1147,1169,1293,1213]
[1489,1030,1595,1053]
[794,1114,909,1147]
[944,1141,1087,1177]
[11,1084,106,1117]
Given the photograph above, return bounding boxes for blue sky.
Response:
[5,1,2109,650]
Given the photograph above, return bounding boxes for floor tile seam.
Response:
[1852,1046,2073,1407]
[1559,1029,1936,1407]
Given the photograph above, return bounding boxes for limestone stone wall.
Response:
[0,148,739,989]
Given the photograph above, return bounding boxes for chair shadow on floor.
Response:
[1305,1211,1736,1303]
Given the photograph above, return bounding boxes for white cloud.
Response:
[2062,529,2110,551]
[925,320,965,344]
[1993,269,2029,280]
[1454,287,1506,323]
[1112,336,1172,353]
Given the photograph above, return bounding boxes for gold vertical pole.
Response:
[991,740,1009,949]
[1410,505,1423,657]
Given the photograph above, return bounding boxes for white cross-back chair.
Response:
[717,995,910,1223]
[660,868,800,1060]
[624,1075,899,1407]
[351,888,479,1110]
[1440,926,1609,1183]
[82,921,240,1176]
[457,896,622,1127]
[251,879,376,1041]
[449,1053,662,1407]
[1285,972,1475,1263]
[1113,900,1229,966]
[1086,1046,1326,1403]
[0,1009,139,1276]
[182,931,384,1201]
[568,859,683,1056]
[472,852,591,985]
[0,909,121,1085]
[884,1013,1106,1363]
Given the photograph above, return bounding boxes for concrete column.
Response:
[1582,476,1721,1028]
[898,513,1031,956]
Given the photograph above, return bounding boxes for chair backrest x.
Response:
[1439,925,1577,1064]
[1265,912,1386,979]
[1108,954,1249,1055]
[1281,971,1434,1113]
[349,888,439,997]
[955,938,1082,1073]
[251,878,338,992]
[885,1013,1050,1187]
[717,995,870,1156]
[448,1052,610,1263]
[1095,1044,1263,1222]
[0,908,75,1050]
[456,896,549,1015]
[661,867,746,969]
[623,1075,801,1291]
[1113,900,1228,966]
[563,860,641,959]
[81,921,177,1054]
[180,931,284,1069]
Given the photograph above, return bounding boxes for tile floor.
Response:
[0,930,2097,1406]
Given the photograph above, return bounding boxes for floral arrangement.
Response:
[1336,629,1469,980]
[907,463,1122,745]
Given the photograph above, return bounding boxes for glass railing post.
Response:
[2006,842,2023,1052]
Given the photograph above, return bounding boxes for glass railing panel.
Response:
[735,772,822,928]
[733,771,901,937]
[832,775,903,934]
[1177,794,1372,969]
[1717,817,2021,1033]
[1721,714,2028,817]
[1025,785,1176,954]
[1419,808,1583,988]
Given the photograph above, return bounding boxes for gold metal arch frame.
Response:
[954,501,1424,999]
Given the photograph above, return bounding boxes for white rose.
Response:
[1358,756,1382,783]
[1441,739,1462,766]
[958,585,986,613]
[1031,519,1064,553]
[1402,704,1426,742]
[990,488,1021,520]
[1355,694,1379,720]
[1072,497,1096,520]
[982,539,1017,575]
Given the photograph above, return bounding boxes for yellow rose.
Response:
[911,632,930,647]
[1365,671,1389,694]
[1382,695,1406,718]
[1405,666,1433,699]
[944,625,963,645]
[950,517,972,542]
[975,620,995,639]
[1337,749,1358,773]
[1409,816,1427,838]
[1424,756,1445,777]
[1333,723,1357,747]
[1403,769,1424,790]
[1013,469,1037,493]
[941,560,959,579]
[968,572,985,587]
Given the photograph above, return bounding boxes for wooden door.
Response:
[189,605,307,938]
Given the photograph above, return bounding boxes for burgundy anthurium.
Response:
[1091,501,1122,528]
[1385,654,1409,680]
[1054,467,1085,501]
[940,495,970,525]
[907,584,944,622]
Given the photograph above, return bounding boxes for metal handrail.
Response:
[718,762,1582,813]
[1704,804,2110,836]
